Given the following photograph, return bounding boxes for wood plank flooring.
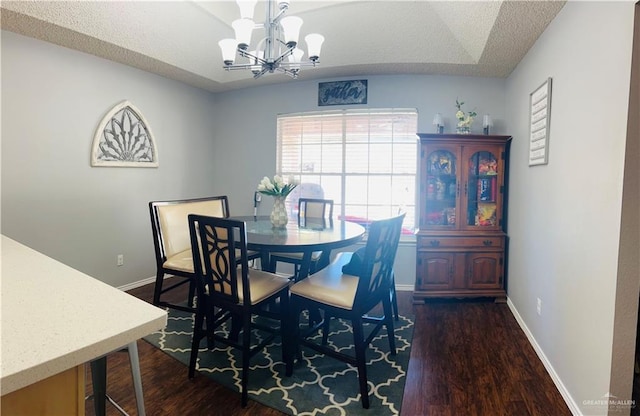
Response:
[85,280,571,415]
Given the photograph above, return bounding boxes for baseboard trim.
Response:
[395,284,414,292]
[506,297,581,415]
[117,275,156,292]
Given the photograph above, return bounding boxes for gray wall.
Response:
[1,31,219,288]
[505,2,635,414]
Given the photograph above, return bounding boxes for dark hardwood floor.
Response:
[85,280,571,416]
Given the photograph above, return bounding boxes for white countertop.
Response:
[1,236,167,395]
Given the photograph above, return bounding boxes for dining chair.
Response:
[149,196,260,313]
[187,214,291,407]
[269,198,334,280]
[286,212,405,409]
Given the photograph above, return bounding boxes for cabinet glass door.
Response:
[466,149,500,229]
[425,149,457,228]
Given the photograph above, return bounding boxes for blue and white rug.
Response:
[144,308,414,415]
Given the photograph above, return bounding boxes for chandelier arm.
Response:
[237,48,266,65]
[271,47,295,67]
[271,7,288,25]
[274,66,298,79]
[253,67,270,79]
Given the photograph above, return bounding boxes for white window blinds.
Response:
[277,108,418,232]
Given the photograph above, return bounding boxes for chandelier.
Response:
[218,0,325,79]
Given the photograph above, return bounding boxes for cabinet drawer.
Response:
[418,236,503,249]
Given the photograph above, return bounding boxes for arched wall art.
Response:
[91,100,159,167]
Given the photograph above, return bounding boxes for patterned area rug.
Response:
[144,308,414,415]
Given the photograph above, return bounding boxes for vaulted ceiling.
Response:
[0,1,566,93]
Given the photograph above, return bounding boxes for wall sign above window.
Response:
[318,80,368,106]
[91,100,159,167]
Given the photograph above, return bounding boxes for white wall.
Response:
[1,31,219,287]
[505,2,634,414]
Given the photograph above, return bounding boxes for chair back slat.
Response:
[189,214,249,306]
[355,213,405,308]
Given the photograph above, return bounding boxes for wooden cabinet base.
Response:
[1,365,85,416]
[413,290,507,304]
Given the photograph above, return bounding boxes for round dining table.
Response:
[233,216,366,281]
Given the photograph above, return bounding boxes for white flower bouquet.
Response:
[455,98,477,132]
[257,175,298,197]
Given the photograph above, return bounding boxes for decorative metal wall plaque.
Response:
[318,80,368,106]
[91,100,158,167]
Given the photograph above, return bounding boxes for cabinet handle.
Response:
[464,182,468,196]
[449,265,453,277]
[457,183,460,197]
[483,240,493,246]
[429,240,440,247]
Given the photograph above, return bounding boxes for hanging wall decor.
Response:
[528,78,552,166]
[318,80,368,106]
[91,100,158,167]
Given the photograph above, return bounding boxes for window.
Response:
[277,108,418,235]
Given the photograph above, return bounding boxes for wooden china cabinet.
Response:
[414,133,512,303]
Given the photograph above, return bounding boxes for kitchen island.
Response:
[1,235,167,415]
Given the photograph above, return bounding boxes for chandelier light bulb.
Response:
[232,18,254,49]
[288,48,304,71]
[236,0,257,19]
[219,38,238,65]
[280,16,303,48]
[305,33,324,61]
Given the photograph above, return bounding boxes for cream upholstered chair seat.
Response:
[162,249,195,273]
[289,252,359,310]
[202,267,290,305]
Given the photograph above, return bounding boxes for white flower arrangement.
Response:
[257,175,298,197]
[455,98,477,130]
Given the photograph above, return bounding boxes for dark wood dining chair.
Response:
[286,212,405,408]
[149,196,259,313]
[187,215,291,407]
[269,198,334,280]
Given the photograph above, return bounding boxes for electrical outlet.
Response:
[117,254,124,266]
[536,298,542,316]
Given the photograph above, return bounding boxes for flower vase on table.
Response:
[256,175,298,229]
[270,196,288,228]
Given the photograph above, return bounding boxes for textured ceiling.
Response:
[0,1,566,93]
